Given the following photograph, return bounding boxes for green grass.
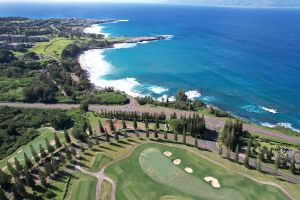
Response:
[30,37,75,58]
[71,175,97,200]
[105,143,291,200]
[0,76,34,102]
[0,127,66,169]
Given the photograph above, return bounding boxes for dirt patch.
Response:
[204,176,220,188]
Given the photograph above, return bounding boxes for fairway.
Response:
[0,127,66,169]
[105,143,290,200]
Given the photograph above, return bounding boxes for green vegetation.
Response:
[0,106,71,160]
[100,181,112,200]
[106,143,290,200]
[71,174,97,200]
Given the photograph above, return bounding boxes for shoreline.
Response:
[79,23,300,133]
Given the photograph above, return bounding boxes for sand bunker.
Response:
[173,159,181,165]
[184,167,193,173]
[163,151,172,157]
[204,177,221,188]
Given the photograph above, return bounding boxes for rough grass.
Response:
[100,181,112,200]
[105,143,291,200]
[72,176,97,200]
[0,127,66,169]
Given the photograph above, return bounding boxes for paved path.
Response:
[1,98,300,144]
[75,153,116,200]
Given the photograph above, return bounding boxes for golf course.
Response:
[105,143,290,200]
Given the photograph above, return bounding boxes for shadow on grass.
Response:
[99,146,117,152]
[110,142,125,148]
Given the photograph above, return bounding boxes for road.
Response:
[1,98,300,144]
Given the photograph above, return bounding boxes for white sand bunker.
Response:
[204,177,221,188]
[173,159,181,165]
[163,151,172,157]
[184,167,193,173]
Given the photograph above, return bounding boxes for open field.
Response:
[100,181,112,200]
[105,143,293,200]
[0,127,66,169]
[30,37,75,58]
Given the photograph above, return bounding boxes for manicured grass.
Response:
[30,37,74,58]
[0,127,66,169]
[105,143,291,200]
[251,132,300,147]
[71,175,97,200]
[100,181,112,200]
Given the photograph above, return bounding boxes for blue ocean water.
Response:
[1,3,300,130]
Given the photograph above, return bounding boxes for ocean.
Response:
[1,3,300,131]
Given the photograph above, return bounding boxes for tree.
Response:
[24,167,35,188]
[256,152,262,172]
[64,130,71,143]
[65,147,72,160]
[59,152,66,164]
[24,152,33,169]
[267,148,274,161]
[45,138,55,154]
[105,129,110,143]
[54,132,62,148]
[122,118,127,129]
[39,144,47,159]
[226,148,231,159]
[14,157,23,172]
[174,130,178,142]
[0,49,16,63]
[7,162,18,177]
[176,90,188,102]
[30,145,40,163]
[154,128,158,139]
[0,169,11,187]
[218,145,223,157]
[182,127,186,144]
[155,118,159,130]
[0,187,8,200]
[133,118,138,130]
[43,162,50,176]
[109,120,115,132]
[115,131,119,142]
[274,154,280,176]
[243,138,252,168]
[164,130,168,140]
[99,120,105,133]
[87,121,93,137]
[194,133,198,148]
[290,156,296,174]
[234,145,239,163]
[15,177,26,196]
[145,119,149,130]
[38,169,47,186]
[80,101,89,112]
[146,129,150,138]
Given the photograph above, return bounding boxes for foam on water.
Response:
[261,106,278,114]
[185,90,201,99]
[83,24,110,37]
[112,43,137,49]
[261,122,300,132]
[149,86,169,94]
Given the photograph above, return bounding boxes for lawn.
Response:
[105,143,291,200]
[100,181,112,200]
[0,127,66,170]
[70,174,97,200]
[30,37,75,58]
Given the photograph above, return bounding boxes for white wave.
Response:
[260,106,278,114]
[185,90,201,100]
[201,96,216,102]
[261,122,300,132]
[117,19,130,22]
[162,34,175,40]
[241,105,263,114]
[157,94,176,102]
[83,24,110,38]
[79,49,143,97]
[112,43,137,49]
[149,86,169,94]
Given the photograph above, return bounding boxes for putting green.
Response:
[105,143,290,200]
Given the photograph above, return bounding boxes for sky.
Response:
[1,0,300,7]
